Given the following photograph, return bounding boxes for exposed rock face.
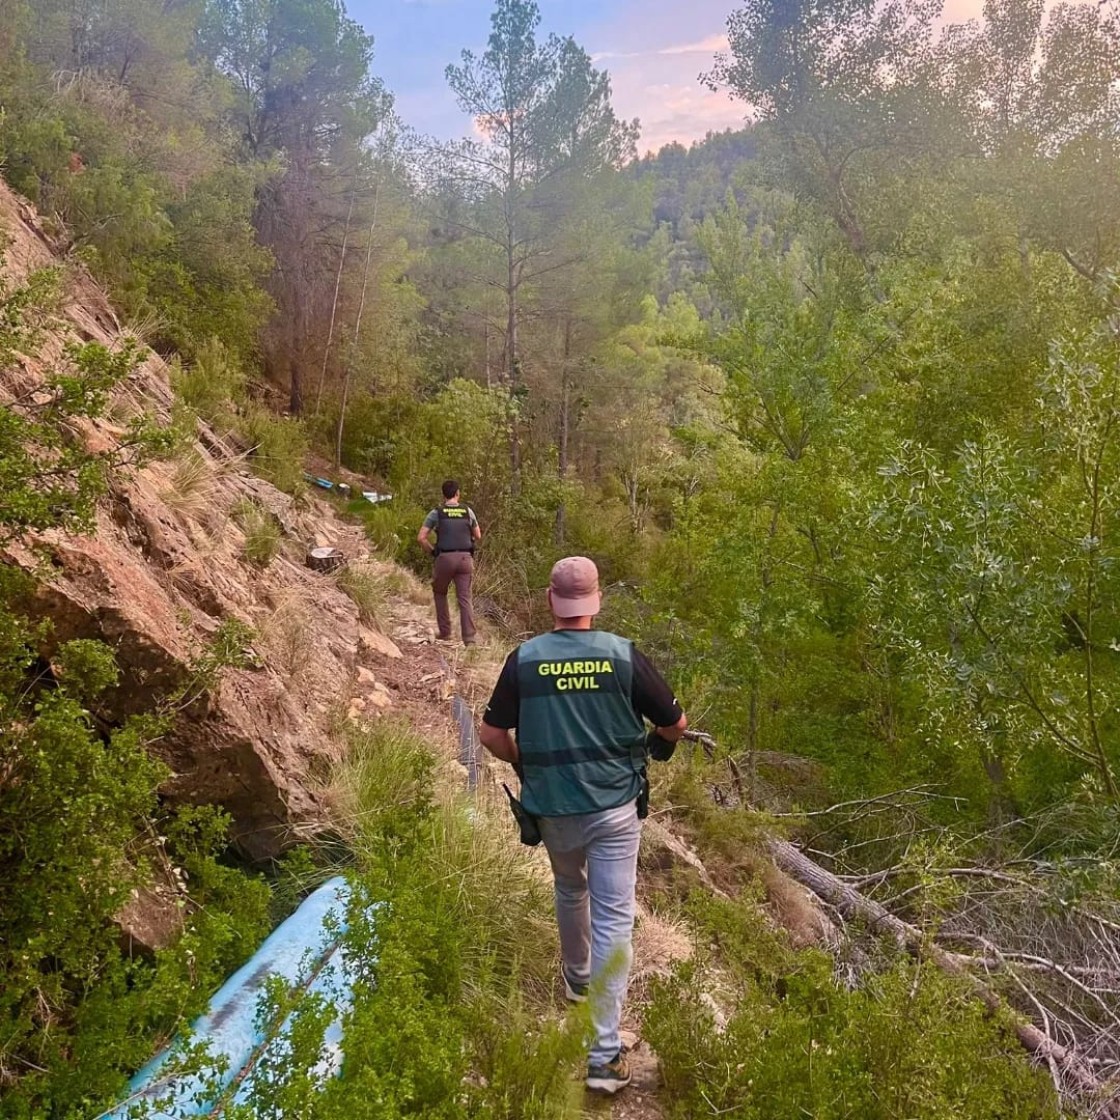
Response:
[117,875,186,956]
[0,182,399,862]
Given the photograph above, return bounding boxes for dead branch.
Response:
[768,785,964,821]
[768,836,1116,1114]
[682,728,717,757]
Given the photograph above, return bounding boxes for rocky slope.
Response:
[0,181,402,866]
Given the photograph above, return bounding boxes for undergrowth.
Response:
[243,407,308,496]
[0,271,272,1118]
[170,339,246,432]
[344,498,429,568]
[148,721,588,1118]
[330,720,585,1117]
[645,888,1061,1120]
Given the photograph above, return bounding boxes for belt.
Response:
[440,549,473,553]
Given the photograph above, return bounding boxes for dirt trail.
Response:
[345,556,670,1120]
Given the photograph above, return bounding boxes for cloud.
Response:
[592,32,729,65]
[591,49,642,62]
[656,33,729,56]
[591,23,743,155]
[586,0,1099,157]
[633,85,745,154]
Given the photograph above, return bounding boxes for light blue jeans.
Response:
[538,799,641,1066]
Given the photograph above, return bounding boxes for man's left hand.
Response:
[646,728,676,761]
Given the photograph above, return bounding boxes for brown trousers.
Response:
[432,551,476,641]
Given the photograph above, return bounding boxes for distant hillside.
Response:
[630,128,758,311]
[635,128,758,232]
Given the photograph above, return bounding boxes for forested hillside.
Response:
[3,0,1120,1115]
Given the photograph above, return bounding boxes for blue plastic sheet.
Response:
[100,877,352,1118]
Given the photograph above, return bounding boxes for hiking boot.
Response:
[586,1051,631,1094]
[562,969,588,1003]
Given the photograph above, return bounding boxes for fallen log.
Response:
[769,836,1116,1114]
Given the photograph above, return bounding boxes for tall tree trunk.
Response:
[277,151,313,417]
[747,503,782,801]
[288,300,304,415]
[506,241,522,498]
[335,186,379,469]
[554,322,572,546]
[978,744,1018,844]
[314,194,354,416]
[484,318,492,390]
[1084,445,1118,800]
[747,683,760,802]
[505,122,522,498]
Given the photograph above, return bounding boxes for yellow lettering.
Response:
[537,660,613,683]
[559,677,598,691]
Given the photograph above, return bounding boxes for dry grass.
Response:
[629,906,696,1005]
[260,594,315,681]
[120,308,166,349]
[161,449,216,521]
[331,718,559,1001]
[337,560,429,624]
[105,389,141,426]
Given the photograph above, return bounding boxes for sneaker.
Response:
[586,1051,631,1094]
[562,969,588,1004]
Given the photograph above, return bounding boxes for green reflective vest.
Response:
[515,629,647,817]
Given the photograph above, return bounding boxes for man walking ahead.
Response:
[479,557,687,1095]
[417,480,481,645]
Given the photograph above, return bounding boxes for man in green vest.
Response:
[417,480,482,645]
[479,556,687,1095]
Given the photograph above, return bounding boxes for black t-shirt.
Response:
[482,634,683,731]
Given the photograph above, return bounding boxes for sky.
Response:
[348,0,1096,157]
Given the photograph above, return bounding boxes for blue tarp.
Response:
[100,877,353,1118]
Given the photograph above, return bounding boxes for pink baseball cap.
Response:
[548,556,601,618]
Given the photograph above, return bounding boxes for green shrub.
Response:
[330,393,423,481]
[243,407,308,495]
[171,337,247,429]
[232,497,282,567]
[302,721,583,1116]
[162,804,273,980]
[163,720,585,1118]
[0,639,275,1119]
[345,497,430,568]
